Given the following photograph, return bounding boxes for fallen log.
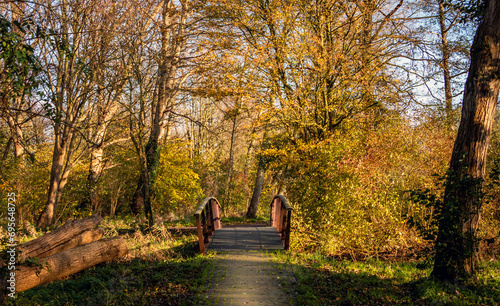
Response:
[20,227,104,262]
[14,236,128,293]
[17,215,103,261]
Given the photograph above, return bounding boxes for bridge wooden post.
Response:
[203,210,210,243]
[270,195,293,250]
[211,199,222,230]
[272,197,281,230]
[194,197,222,253]
[270,198,276,227]
[277,198,283,234]
[195,214,205,253]
[207,205,213,239]
[284,210,292,250]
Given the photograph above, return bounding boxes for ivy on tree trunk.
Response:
[432,0,500,282]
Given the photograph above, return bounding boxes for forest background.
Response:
[1,0,499,271]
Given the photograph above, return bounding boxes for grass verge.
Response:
[5,216,498,305]
[271,252,500,305]
[4,217,214,306]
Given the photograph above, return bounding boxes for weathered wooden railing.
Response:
[270,195,293,250]
[194,197,222,253]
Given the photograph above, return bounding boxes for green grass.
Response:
[271,252,500,305]
[4,217,214,306]
[8,256,211,306]
[412,260,500,305]
[4,216,499,305]
[162,217,197,228]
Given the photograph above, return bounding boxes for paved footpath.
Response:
[199,250,296,305]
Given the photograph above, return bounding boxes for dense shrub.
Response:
[268,115,456,258]
[154,140,204,218]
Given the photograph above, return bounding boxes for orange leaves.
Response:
[273,111,456,257]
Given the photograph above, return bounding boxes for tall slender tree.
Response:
[0,1,42,224]
[84,0,132,212]
[37,0,102,227]
[131,0,189,226]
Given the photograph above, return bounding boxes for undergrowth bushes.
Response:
[284,138,415,258]
[4,217,207,305]
[270,116,456,258]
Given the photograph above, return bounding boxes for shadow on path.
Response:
[198,251,296,306]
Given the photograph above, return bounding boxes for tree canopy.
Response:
[1,0,499,285]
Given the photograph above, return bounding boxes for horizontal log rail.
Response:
[194,197,222,253]
[270,195,293,250]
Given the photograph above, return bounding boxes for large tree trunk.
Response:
[6,2,26,225]
[85,8,127,212]
[432,0,500,282]
[86,70,109,212]
[14,237,128,293]
[36,0,95,228]
[37,134,66,228]
[18,215,103,261]
[132,0,187,225]
[8,1,25,161]
[37,126,76,228]
[5,110,24,160]
[37,0,70,229]
[37,5,78,228]
[86,100,118,212]
[246,162,265,218]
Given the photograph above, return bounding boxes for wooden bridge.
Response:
[193,195,293,253]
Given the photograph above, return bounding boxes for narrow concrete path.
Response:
[199,251,296,305]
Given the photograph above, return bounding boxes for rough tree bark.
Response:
[246,161,265,218]
[432,0,500,282]
[85,3,129,212]
[15,237,128,293]
[18,215,103,261]
[37,0,92,228]
[132,0,187,225]
[86,97,119,212]
[37,128,71,228]
[6,1,26,162]
[37,124,78,228]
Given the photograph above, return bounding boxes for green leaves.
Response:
[0,15,42,103]
[444,0,487,23]
[153,140,204,215]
